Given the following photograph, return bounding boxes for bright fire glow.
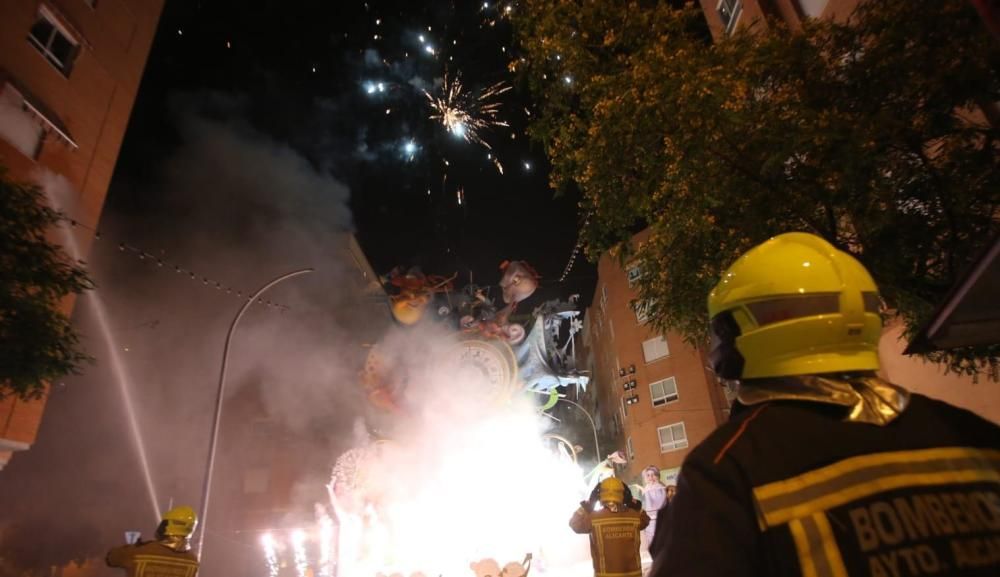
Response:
[261,533,279,577]
[327,418,592,575]
[326,327,594,576]
[318,513,335,577]
[291,529,309,577]
[260,328,597,577]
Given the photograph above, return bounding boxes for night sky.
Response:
[113,0,596,301]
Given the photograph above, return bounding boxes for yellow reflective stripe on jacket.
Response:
[752,446,1000,577]
[591,517,643,527]
[590,514,643,576]
[754,447,1000,528]
[133,554,198,577]
[788,513,849,577]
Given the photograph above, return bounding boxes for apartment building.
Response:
[583,231,731,484]
[0,0,164,470]
[703,0,862,38]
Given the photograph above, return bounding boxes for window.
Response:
[650,377,679,407]
[642,336,669,363]
[0,85,44,158]
[633,300,652,324]
[28,7,79,75]
[627,437,635,460]
[717,0,743,35]
[626,264,642,288]
[798,0,829,18]
[657,422,688,453]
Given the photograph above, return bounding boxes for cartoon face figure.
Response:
[391,293,431,325]
[470,558,503,577]
[499,261,539,304]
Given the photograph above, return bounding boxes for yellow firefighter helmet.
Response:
[161,506,198,537]
[707,232,882,380]
[599,477,626,505]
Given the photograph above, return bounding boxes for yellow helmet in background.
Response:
[599,477,625,505]
[707,232,882,380]
[161,506,198,537]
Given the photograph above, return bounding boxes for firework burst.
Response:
[425,74,510,154]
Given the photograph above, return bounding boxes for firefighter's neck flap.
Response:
[159,534,192,552]
[737,374,909,425]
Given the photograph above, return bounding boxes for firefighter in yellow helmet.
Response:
[570,476,649,577]
[651,232,1000,577]
[107,506,200,577]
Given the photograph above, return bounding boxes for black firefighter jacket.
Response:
[652,393,1000,577]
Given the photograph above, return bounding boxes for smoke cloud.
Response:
[0,95,387,576]
[310,323,592,577]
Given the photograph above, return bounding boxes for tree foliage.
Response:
[0,167,93,400]
[515,0,1000,376]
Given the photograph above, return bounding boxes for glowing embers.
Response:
[258,528,336,577]
[425,74,511,155]
[325,412,588,576]
[260,533,279,577]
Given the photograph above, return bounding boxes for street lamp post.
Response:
[557,397,602,463]
[196,268,314,559]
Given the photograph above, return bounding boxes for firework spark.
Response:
[331,446,370,491]
[318,511,336,577]
[403,139,418,161]
[291,529,310,577]
[425,74,510,154]
[261,533,279,577]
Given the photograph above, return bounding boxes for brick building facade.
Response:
[582,230,731,485]
[0,0,164,470]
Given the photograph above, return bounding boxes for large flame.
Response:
[263,327,597,576]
